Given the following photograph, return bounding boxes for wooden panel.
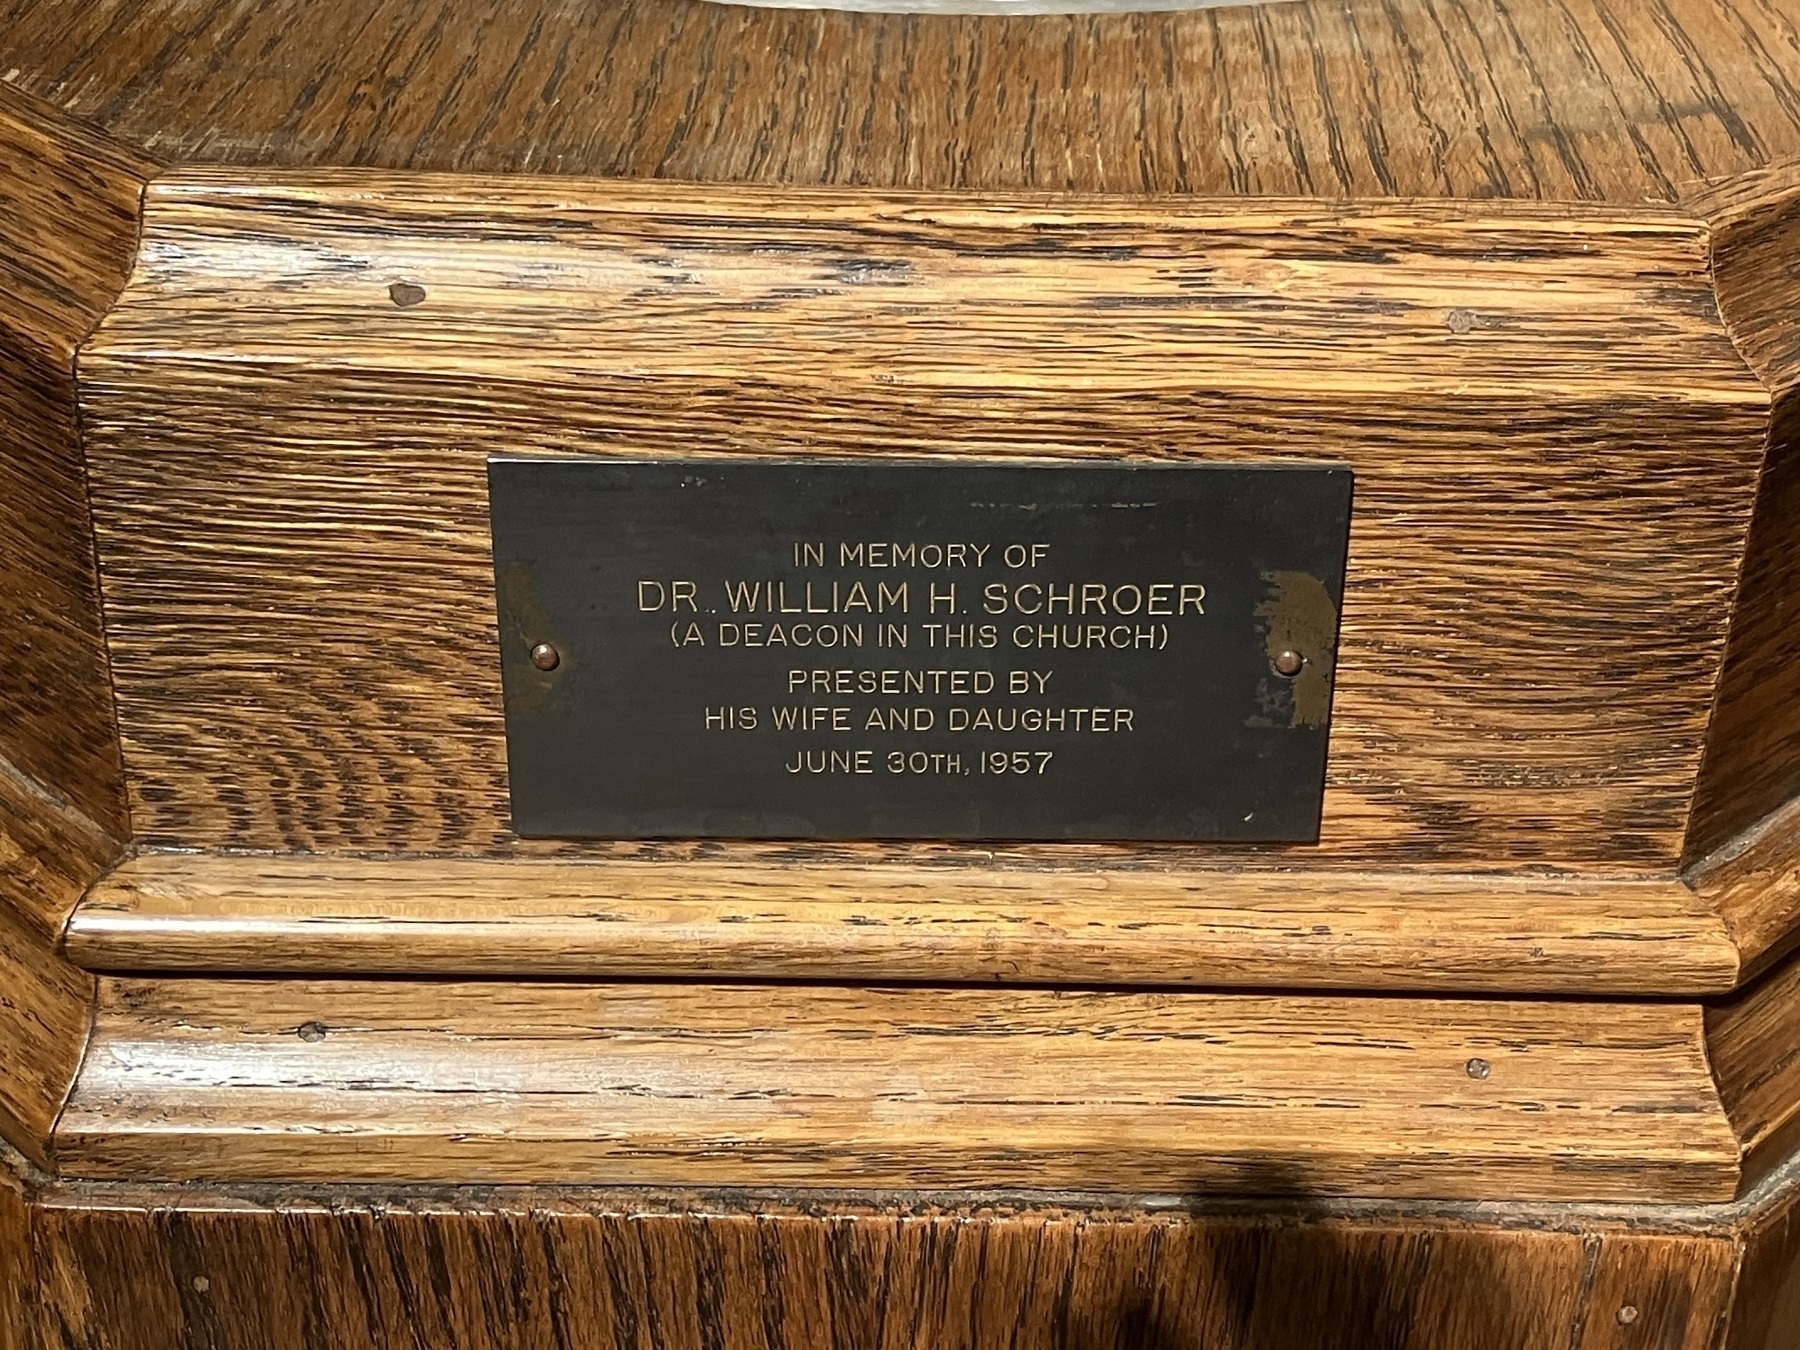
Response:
[8,1178,1772,1350]
[1726,1174,1800,1350]
[66,851,1743,995]
[1706,946,1800,1191]
[1688,163,1800,863]
[0,82,150,838]
[78,175,1769,865]
[1574,1234,1739,1350]
[0,762,118,1173]
[54,976,1739,1201]
[4,0,1800,203]
[0,1158,25,1350]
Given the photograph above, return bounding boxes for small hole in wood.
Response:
[296,1021,328,1043]
[388,281,427,308]
[1465,1057,1492,1080]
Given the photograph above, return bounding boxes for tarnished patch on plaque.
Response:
[490,457,1351,842]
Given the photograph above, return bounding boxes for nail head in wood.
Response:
[387,280,427,308]
[296,1021,328,1043]
[1466,1057,1492,1080]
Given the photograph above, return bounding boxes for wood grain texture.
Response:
[0,1159,25,1350]
[0,81,149,839]
[1726,1173,1800,1349]
[0,761,121,945]
[54,976,1740,1202]
[0,760,118,1173]
[66,851,1744,995]
[9,1171,1790,1350]
[1688,162,1800,864]
[4,0,1800,204]
[0,903,93,1175]
[1691,797,1800,984]
[78,174,1769,866]
[1707,948,1800,1193]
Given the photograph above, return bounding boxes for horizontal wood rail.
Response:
[53,976,1742,1203]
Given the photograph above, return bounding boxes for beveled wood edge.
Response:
[68,850,1742,995]
[1705,947,1800,1195]
[1689,795,1800,986]
[48,974,1743,1203]
[10,1128,1800,1237]
[0,759,122,1171]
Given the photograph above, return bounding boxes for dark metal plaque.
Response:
[490,457,1351,841]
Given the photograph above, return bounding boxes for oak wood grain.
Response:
[0,82,150,840]
[66,851,1743,995]
[1707,950,1800,1193]
[4,0,1800,205]
[0,761,121,945]
[0,760,118,1173]
[1690,797,1800,984]
[9,1165,1792,1350]
[54,976,1740,1202]
[0,904,93,1175]
[0,1159,24,1350]
[1688,162,1800,862]
[77,173,1770,866]
[1727,1174,1800,1350]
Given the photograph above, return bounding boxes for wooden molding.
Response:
[1707,951,1800,1195]
[0,766,121,1172]
[70,851,1741,995]
[0,82,151,840]
[52,975,1741,1203]
[1686,163,1800,862]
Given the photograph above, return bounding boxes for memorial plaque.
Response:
[490,457,1352,841]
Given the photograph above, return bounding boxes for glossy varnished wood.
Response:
[4,0,1800,204]
[0,766,120,1172]
[52,976,1740,1201]
[77,174,1769,865]
[0,83,148,838]
[11,1157,1800,1350]
[67,851,1743,995]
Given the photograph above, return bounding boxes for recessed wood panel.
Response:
[78,177,1770,864]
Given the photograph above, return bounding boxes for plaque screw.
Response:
[1466,1057,1492,1080]
[530,642,562,672]
[1273,649,1304,677]
[388,280,427,308]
